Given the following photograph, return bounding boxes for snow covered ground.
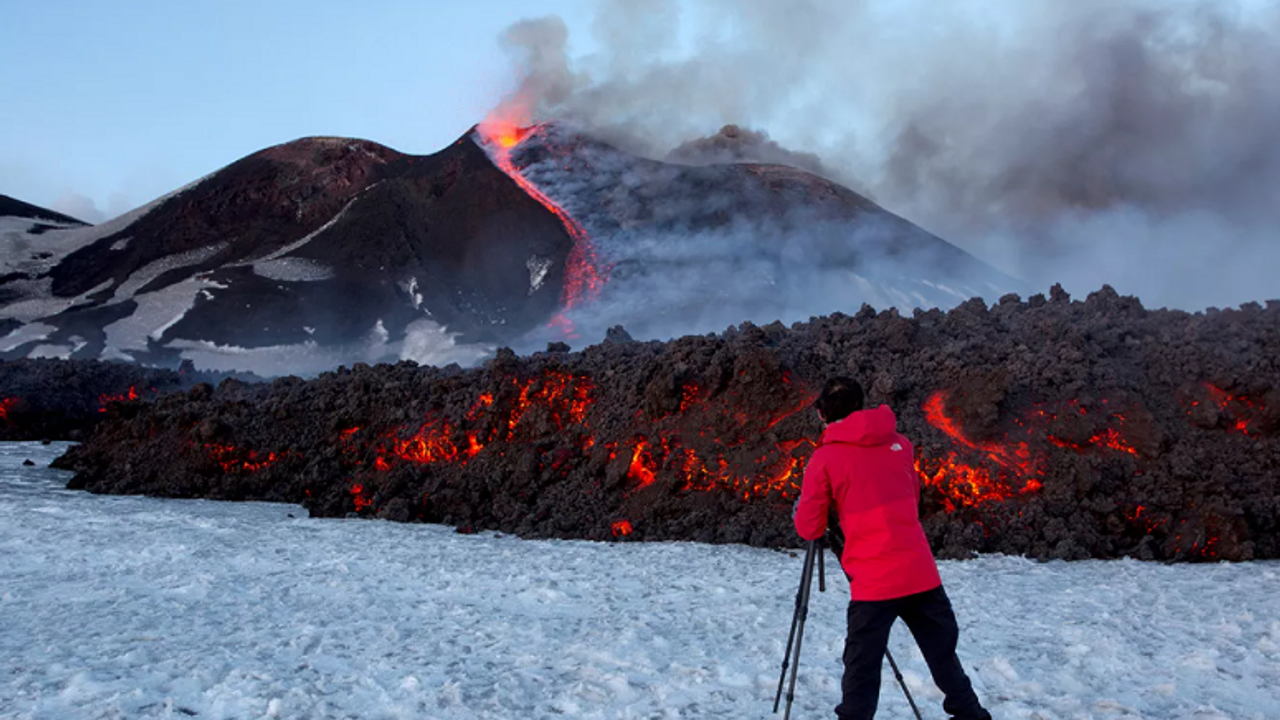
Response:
[2,442,1277,720]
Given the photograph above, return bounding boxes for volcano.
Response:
[0,125,1019,373]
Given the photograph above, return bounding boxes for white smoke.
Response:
[489,0,1280,311]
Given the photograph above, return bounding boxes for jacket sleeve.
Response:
[793,451,830,541]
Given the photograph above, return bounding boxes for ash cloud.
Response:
[491,0,1280,311]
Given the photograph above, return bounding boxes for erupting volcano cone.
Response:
[474,119,607,337]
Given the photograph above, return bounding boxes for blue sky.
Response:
[0,0,589,221]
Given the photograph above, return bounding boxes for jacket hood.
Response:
[822,404,899,447]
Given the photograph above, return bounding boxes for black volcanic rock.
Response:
[54,290,1280,563]
[0,358,259,441]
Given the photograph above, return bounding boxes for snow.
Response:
[236,190,366,270]
[527,255,553,294]
[2,443,1277,719]
[28,337,88,359]
[161,317,437,375]
[102,276,227,355]
[400,277,424,310]
[0,277,113,324]
[252,258,335,282]
[111,244,226,302]
[0,322,55,352]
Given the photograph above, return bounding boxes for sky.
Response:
[3,0,1278,309]
[0,0,588,222]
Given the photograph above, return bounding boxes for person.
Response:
[793,376,992,720]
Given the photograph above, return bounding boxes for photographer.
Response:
[793,377,992,720]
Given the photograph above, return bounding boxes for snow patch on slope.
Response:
[112,244,227,301]
[0,322,57,352]
[0,278,113,324]
[252,258,335,282]
[102,276,227,356]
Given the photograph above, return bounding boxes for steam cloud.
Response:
[491,0,1280,311]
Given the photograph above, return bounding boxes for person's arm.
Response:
[793,451,831,541]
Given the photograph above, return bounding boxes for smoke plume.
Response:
[489,0,1280,311]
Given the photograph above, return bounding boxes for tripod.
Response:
[773,539,923,720]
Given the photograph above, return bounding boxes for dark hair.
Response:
[815,376,865,423]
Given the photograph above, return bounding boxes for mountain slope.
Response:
[1,125,1022,373]
[0,136,576,370]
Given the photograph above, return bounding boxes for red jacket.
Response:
[793,405,941,601]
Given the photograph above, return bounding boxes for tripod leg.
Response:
[773,544,814,712]
[782,541,817,720]
[885,648,924,720]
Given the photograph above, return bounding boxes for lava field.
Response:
[0,359,226,441]
[48,286,1280,562]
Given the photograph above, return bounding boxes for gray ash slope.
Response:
[512,124,1021,345]
[2,125,1020,374]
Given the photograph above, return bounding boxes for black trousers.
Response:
[836,585,990,720]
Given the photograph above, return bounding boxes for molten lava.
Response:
[917,392,1141,511]
[350,483,372,512]
[98,386,139,412]
[0,397,16,422]
[202,443,286,474]
[627,439,658,489]
[475,117,605,335]
[1193,383,1264,435]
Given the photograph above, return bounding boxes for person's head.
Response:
[814,376,865,424]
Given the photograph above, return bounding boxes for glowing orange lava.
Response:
[392,420,461,464]
[350,483,372,512]
[203,443,286,474]
[918,392,1146,511]
[611,520,633,537]
[98,386,139,412]
[627,439,658,488]
[1194,383,1264,435]
[476,117,605,335]
[0,397,16,422]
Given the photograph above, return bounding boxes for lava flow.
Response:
[916,392,1142,511]
[98,386,139,412]
[476,116,605,335]
[1192,383,1265,435]
[202,443,287,474]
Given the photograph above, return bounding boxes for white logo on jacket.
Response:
[890,443,903,451]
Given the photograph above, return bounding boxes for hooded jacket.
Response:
[793,404,941,601]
